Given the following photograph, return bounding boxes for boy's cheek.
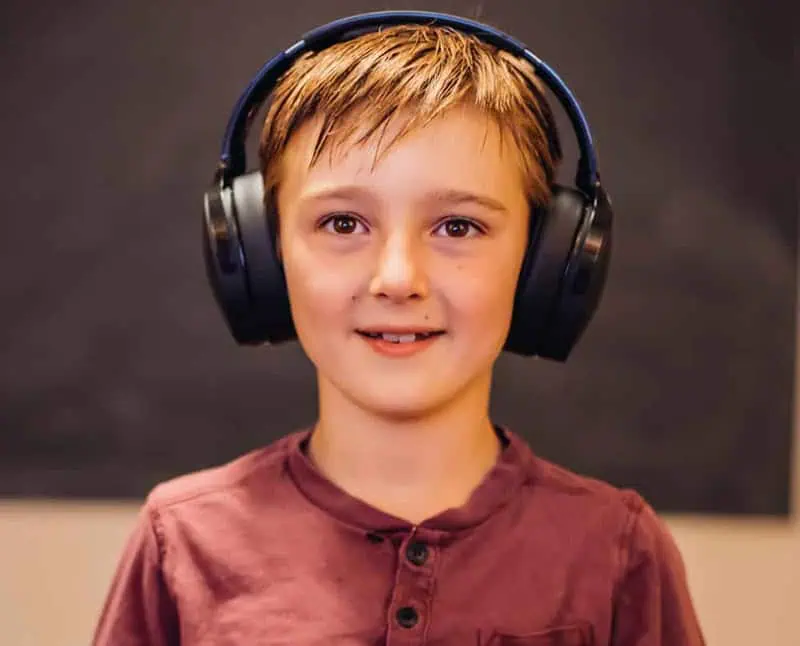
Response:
[286,275,352,328]
[442,264,519,315]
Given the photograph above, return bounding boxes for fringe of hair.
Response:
[259,24,561,207]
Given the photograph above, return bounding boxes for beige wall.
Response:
[1,321,797,645]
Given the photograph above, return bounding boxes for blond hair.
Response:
[259,24,561,208]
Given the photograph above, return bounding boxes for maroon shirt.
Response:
[93,428,705,645]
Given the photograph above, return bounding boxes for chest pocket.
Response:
[484,622,592,646]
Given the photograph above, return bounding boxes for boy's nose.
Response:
[368,234,429,302]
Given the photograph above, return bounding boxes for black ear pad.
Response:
[202,172,296,344]
[504,185,613,360]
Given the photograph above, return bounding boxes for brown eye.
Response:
[333,216,356,234]
[435,218,481,238]
[321,214,364,235]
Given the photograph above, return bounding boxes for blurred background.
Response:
[0,0,796,644]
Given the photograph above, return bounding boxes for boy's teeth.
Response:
[360,330,441,343]
[381,333,417,343]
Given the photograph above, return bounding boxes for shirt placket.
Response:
[385,527,440,646]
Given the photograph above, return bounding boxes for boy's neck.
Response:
[306,373,501,525]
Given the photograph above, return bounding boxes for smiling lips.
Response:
[356,328,446,357]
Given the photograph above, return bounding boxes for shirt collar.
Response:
[285,425,534,539]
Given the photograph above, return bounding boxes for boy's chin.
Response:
[348,384,459,423]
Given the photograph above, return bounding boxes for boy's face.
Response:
[275,105,530,420]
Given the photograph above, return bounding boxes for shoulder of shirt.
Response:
[522,450,672,561]
[525,448,648,518]
[143,429,304,511]
[519,448,685,593]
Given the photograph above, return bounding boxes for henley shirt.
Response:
[92,427,705,645]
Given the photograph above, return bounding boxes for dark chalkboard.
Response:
[0,0,795,514]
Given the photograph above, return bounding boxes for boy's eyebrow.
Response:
[300,186,374,203]
[301,186,509,213]
[427,189,509,214]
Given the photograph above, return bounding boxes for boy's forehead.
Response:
[279,106,525,191]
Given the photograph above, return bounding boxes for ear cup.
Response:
[539,185,612,360]
[202,185,252,338]
[504,185,612,360]
[202,172,296,344]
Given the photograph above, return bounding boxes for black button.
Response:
[406,541,429,566]
[395,606,419,628]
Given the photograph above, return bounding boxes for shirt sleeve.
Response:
[610,496,706,646]
[92,502,180,646]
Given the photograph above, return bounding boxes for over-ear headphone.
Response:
[202,10,613,361]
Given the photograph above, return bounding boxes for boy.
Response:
[93,18,705,646]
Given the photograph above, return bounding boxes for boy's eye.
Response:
[434,218,483,238]
[320,214,366,235]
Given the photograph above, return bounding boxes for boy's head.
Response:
[257,24,562,420]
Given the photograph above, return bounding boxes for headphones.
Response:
[202,10,613,361]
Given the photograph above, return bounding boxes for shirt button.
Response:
[406,541,429,566]
[395,606,419,628]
